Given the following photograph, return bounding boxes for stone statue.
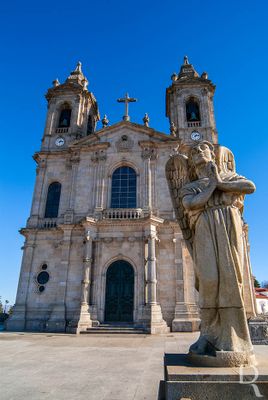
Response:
[166,141,256,366]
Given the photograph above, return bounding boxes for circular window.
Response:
[39,286,45,293]
[37,271,50,285]
[41,264,48,270]
[121,135,128,141]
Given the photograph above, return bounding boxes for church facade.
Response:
[8,58,256,333]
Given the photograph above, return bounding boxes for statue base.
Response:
[188,350,256,368]
[165,350,268,400]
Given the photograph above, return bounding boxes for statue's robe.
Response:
[180,173,253,353]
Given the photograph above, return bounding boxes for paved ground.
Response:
[0,331,199,400]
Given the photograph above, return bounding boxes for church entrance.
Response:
[104,260,134,323]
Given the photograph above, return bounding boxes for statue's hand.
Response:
[207,162,221,184]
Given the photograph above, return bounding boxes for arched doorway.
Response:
[105,260,134,323]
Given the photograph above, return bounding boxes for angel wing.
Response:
[216,145,245,214]
[165,152,193,256]
[216,145,236,174]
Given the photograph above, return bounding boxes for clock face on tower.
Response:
[55,137,65,147]
[190,131,201,141]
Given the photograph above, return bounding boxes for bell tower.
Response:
[41,62,100,151]
[166,56,217,144]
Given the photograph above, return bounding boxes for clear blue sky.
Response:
[1,0,268,304]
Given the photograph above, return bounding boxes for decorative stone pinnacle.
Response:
[177,56,199,79]
[143,113,149,127]
[102,114,109,127]
[171,72,178,82]
[184,55,189,65]
[170,122,177,137]
[75,61,82,73]
[53,79,60,87]
[117,93,137,121]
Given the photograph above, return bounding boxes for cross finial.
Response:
[117,92,137,121]
[184,55,189,65]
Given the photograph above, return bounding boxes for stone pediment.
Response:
[70,121,177,149]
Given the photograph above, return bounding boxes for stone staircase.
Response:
[81,323,147,334]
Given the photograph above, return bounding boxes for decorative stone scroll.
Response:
[141,147,157,160]
[91,149,107,163]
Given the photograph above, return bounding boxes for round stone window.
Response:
[41,264,48,270]
[39,285,45,293]
[37,271,50,285]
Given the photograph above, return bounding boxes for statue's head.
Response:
[189,141,215,167]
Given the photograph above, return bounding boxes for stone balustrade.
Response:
[187,121,201,127]
[38,218,58,229]
[55,127,69,134]
[102,208,143,220]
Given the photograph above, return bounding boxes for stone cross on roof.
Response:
[117,93,137,121]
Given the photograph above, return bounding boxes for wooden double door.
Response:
[104,260,134,323]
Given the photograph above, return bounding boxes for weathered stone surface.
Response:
[165,350,268,400]
[166,142,256,366]
[8,59,257,335]
[249,316,268,345]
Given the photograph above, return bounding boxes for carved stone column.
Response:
[67,218,97,333]
[142,147,157,213]
[147,233,157,304]
[92,150,107,218]
[144,223,169,334]
[81,230,93,305]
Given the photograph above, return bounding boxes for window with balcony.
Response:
[44,182,61,218]
[111,166,137,208]
[186,98,201,127]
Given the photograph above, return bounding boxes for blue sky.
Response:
[1,0,268,303]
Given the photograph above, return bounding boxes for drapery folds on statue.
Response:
[166,142,256,364]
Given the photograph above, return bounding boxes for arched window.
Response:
[186,98,200,122]
[58,104,72,128]
[44,182,61,218]
[111,166,137,208]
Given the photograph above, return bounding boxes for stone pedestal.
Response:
[165,350,268,400]
[66,304,93,334]
[146,304,170,334]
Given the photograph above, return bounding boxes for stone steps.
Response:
[81,324,147,334]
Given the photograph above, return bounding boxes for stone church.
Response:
[7,57,256,334]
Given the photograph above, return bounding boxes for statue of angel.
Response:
[166,141,256,359]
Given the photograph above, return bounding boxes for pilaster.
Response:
[144,222,169,334]
[7,232,37,331]
[67,218,97,333]
[172,235,200,332]
[46,226,72,332]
